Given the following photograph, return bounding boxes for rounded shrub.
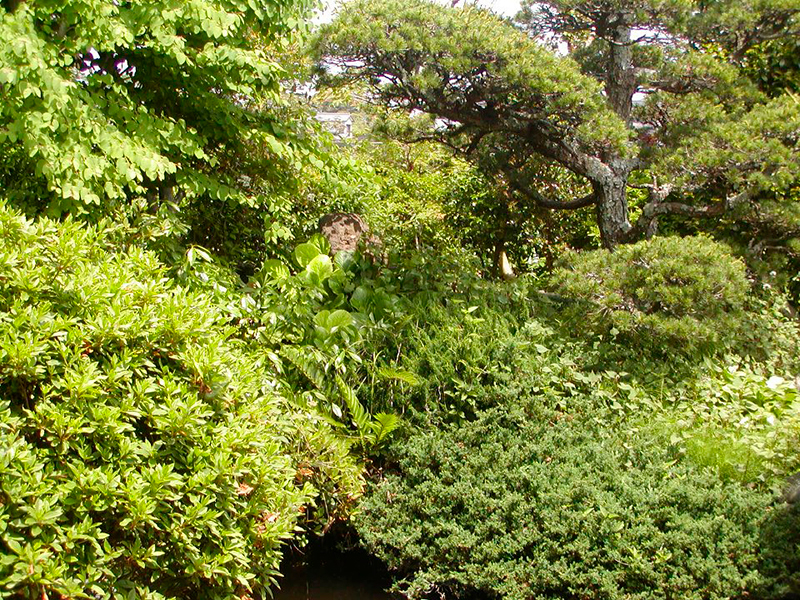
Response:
[0,205,362,599]
[355,401,798,600]
[549,235,750,355]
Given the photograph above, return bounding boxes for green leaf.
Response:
[370,412,401,444]
[306,254,334,280]
[308,233,331,255]
[327,309,353,331]
[262,259,290,280]
[350,286,371,312]
[336,375,369,431]
[376,367,421,386]
[294,243,322,268]
[280,346,326,389]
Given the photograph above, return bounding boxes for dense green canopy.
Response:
[314,0,800,247]
[0,0,312,215]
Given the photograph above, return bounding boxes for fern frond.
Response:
[377,367,422,387]
[336,375,370,431]
[280,346,326,390]
[371,412,401,445]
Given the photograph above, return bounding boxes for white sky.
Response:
[467,0,522,16]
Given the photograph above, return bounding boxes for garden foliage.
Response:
[0,205,363,599]
[0,0,313,214]
[647,363,800,485]
[1,0,799,598]
[550,236,751,355]
[356,399,800,600]
[352,255,800,599]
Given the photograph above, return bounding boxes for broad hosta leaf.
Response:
[305,254,334,280]
[294,242,322,268]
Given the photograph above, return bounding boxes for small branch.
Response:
[535,290,586,305]
[730,22,800,62]
[508,176,597,210]
[725,189,753,211]
[648,201,725,218]
[647,78,715,95]
[464,130,489,155]
[632,187,754,238]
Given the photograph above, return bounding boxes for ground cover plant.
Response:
[356,401,800,600]
[351,249,800,600]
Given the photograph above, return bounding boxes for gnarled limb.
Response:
[508,176,597,210]
[631,187,754,238]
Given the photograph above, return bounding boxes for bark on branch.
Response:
[509,176,597,210]
[631,188,754,238]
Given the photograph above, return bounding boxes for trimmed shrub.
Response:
[355,401,798,600]
[549,236,750,355]
[0,205,362,599]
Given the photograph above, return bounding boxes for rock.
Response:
[318,213,368,255]
[783,472,800,504]
[318,212,385,263]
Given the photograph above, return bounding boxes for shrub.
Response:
[549,236,750,356]
[0,205,362,599]
[355,400,799,600]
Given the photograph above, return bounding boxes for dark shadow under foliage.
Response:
[751,504,800,600]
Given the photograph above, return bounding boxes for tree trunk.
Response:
[605,12,637,124]
[593,10,637,249]
[594,174,632,249]
[493,237,516,280]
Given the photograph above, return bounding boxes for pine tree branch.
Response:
[508,176,597,210]
[631,188,754,238]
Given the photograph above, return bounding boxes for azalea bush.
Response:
[0,205,363,599]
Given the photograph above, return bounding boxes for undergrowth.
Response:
[353,253,800,599]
